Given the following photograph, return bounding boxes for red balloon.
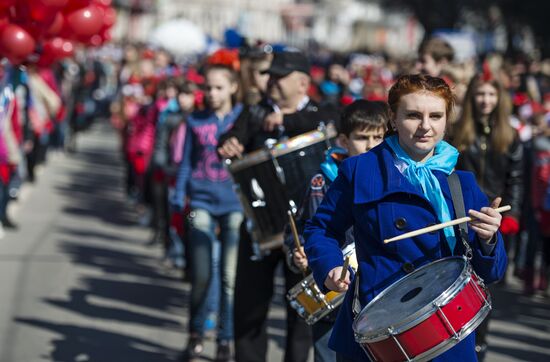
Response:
[86,25,112,47]
[46,37,74,58]
[0,13,9,32]
[29,3,58,26]
[38,0,69,8]
[37,37,74,66]
[0,24,36,64]
[64,4,103,40]
[63,0,91,13]
[102,7,116,28]
[88,34,102,47]
[12,1,57,29]
[93,0,112,7]
[46,12,63,37]
[101,28,111,41]
[0,0,15,12]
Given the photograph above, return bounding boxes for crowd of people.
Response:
[0,51,113,239]
[108,36,550,362]
[4,34,550,362]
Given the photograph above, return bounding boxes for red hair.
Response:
[388,74,455,118]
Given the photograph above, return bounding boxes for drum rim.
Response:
[226,148,270,172]
[287,274,346,326]
[287,274,315,297]
[227,126,336,172]
[288,244,354,325]
[353,256,470,342]
[306,292,345,325]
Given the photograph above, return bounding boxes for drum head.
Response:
[354,257,467,340]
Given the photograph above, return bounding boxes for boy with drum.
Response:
[285,100,390,362]
[304,74,507,361]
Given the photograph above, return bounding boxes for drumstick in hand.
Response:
[288,210,307,275]
[288,210,302,251]
[339,256,350,282]
[384,205,511,244]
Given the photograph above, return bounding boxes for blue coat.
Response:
[303,141,507,361]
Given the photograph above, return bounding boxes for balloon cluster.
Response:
[0,0,116,66]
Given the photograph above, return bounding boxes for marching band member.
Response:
[218,49,338,362]
[304,74,508,361]
[284,100,389,362]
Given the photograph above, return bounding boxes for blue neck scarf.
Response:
[385,135,459,253]
[320,146,347,182]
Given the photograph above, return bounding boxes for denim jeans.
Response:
[166,226,185,268]
[201,238,220,329]
[188,208,243,342]
[208,239,221,313]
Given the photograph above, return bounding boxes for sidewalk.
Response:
[0,122,187,361]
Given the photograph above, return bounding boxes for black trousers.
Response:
[234,225,312,362]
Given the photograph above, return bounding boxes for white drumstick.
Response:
[384,205,511,244]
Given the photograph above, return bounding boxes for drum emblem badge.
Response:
[250,178,266,207]
[310,174,325,190]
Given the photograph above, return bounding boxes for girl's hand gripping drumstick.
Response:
[468,197,503,242]
[325,259,351,293]
[384,204,511,244]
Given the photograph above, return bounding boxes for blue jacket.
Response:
[304,141,507,361]
[173,105,243,216]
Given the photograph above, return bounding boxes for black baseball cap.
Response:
[261,50,310,77]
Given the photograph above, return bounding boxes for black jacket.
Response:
[218,97,339,153]
[456,131,524,219]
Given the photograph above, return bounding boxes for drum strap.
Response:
[352,271,361,318]
[447,172,473,259]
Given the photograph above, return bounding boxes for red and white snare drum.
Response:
[353,257,491,362]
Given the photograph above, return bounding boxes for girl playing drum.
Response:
[303,74,508,361]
